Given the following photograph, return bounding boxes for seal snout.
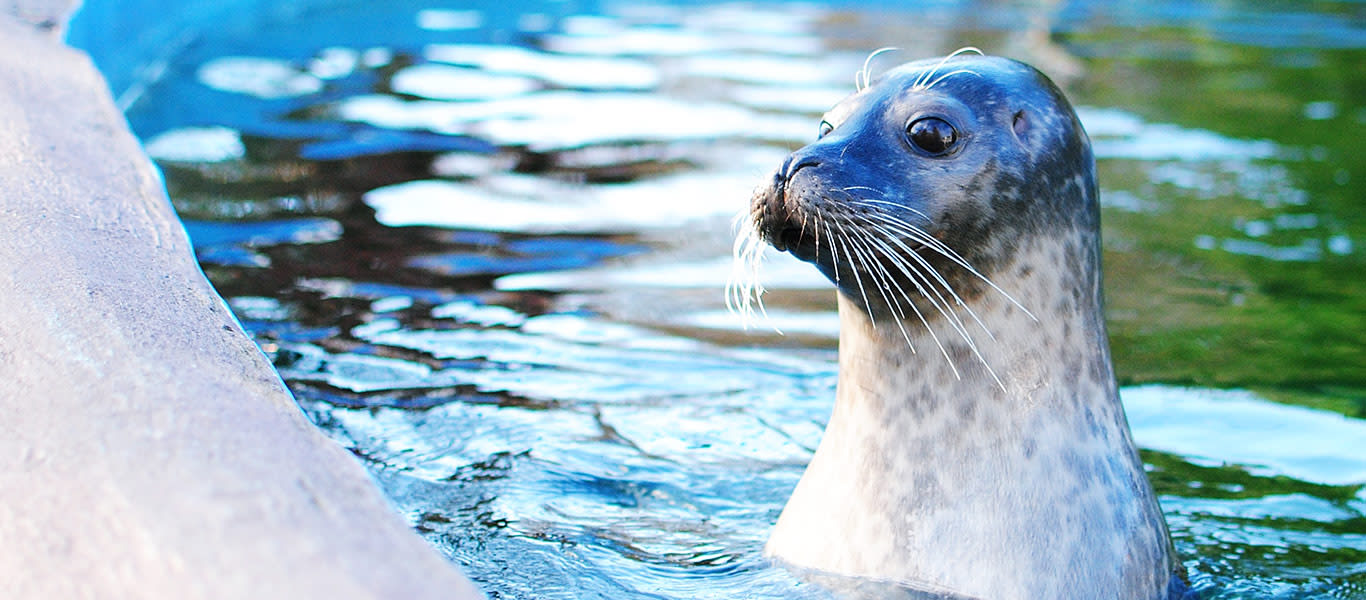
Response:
[752,155,822,254]
[751,173,793,252]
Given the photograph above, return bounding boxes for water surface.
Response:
[80,0,1366,597]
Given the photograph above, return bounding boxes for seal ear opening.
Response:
[1011,109,1029,141]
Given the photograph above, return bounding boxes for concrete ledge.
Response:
[0,12,481,600]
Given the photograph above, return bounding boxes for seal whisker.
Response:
[837,194,995,342]
[726,223,752,318]
[845,214,983,375]
[841,186,881,195]
[854,209,1037,322]
[855,214,1009,388]
[845,222,904,323]
[831,219,879,331]
[856,46,899,92]
[727,211,780,332]
[834,192,984,341]
[725,210,747,316]
[839,222,898,309]
[911,46,985,90]
[845,197,932,222]
[869,222,1008,344]
[874,217,1036,323]
[823,220,840,286]
[847,221,963,363]
[922,68,983,91]
[812,213,823,277]
[842,222,922,355]
[873,242,1005,390]
[857,216,983,333]
[853,213,999,341]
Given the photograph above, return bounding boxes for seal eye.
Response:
[906,117,959,156]
[818,120,834,139]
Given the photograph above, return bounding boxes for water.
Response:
[75,0,1366,597]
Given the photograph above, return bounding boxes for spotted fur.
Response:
[743,55,1183,599]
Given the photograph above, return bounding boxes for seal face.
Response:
[751,55,1097,323]
[740,54,1184,600]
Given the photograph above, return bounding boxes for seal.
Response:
[731,52,1185,599]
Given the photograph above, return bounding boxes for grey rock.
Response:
[0,10,482,600]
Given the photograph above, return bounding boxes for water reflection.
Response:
[94,0,1366,598]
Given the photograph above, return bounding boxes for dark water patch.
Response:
[183,217,342,267]
[299,129,495,161]
[409,236,647,278]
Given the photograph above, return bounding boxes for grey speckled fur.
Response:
[751,56,1181,599]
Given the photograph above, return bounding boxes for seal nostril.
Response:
[782,154,822,182]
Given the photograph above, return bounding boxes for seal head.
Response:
[745,54,1184,600]
[752,55,1094,324]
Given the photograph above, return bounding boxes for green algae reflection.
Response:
[1074,35,1366,416]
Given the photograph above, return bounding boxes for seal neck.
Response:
[767,236,1176,600]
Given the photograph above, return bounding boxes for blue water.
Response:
[72,0,1366,597]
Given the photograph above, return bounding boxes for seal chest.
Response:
[739,54,1182,599]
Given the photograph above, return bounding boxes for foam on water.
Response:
[390,64,540,100]
[424,44,661,90]
[197,56,323,99]
[143,126,245,163]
